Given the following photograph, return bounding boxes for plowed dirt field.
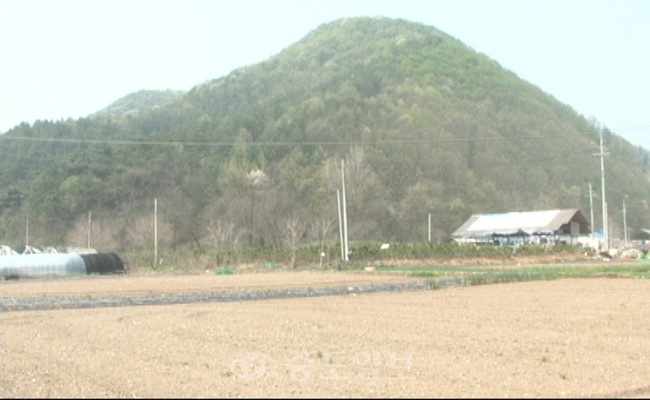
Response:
[1,271,649,398]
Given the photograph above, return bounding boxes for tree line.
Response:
[1,17,649,257]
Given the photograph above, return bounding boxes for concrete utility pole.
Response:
[25,205,29,247]
[588,183,595,234]
[428,213,432,243]
[623,200,628,248]
[341,159,349,262]
[337,189,345,262]
[154,198,158,269]
[594,131,609,250]
[87,211,92,249]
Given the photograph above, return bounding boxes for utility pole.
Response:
[337,189,345,262]
[588,183,595,234]
[428,213,432,242]
[594,131,609,250]
[623,200,628,248]
[154,198,158,269]
[341,159,349,262]
[25,205,29,247]
[87,211,92,249]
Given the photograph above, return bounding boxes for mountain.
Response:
[0,17,648,250]
[90,89,185,120]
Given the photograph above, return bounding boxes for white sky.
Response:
[1,0,649,149]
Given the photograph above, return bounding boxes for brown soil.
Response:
[0,271,417,300]
[1,272,649,398]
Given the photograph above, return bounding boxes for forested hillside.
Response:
[1,17,648,252]
[90,89,185,120]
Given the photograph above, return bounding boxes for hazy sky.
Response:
[1,0,649,149]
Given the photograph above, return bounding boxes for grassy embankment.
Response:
[372,263,650,289]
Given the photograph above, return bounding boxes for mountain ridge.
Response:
[0,16,647,249]
[90,89,185,120]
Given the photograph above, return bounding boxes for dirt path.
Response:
[2,277,649,398]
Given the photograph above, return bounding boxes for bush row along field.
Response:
[123,242,588,272]
[380,264,650,288]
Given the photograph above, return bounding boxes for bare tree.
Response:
[206,219,243,266]
[308,210,335,263]
[279,215,306,268]
[126,214,173,264]
[65,211,121,252]
[346,145,374,200]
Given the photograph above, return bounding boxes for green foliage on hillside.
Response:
[90,89,184,120]
[1,17,649,253]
